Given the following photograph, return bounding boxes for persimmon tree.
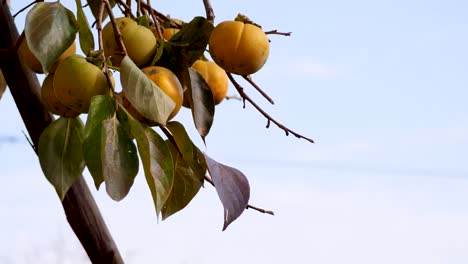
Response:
[0,0,313,262]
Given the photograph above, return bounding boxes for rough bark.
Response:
[0,2,124,263]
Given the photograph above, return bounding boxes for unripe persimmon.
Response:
[191,60,228,105]
[209,21,269,75]
[41,74,80,117]
[53,55,110,113]
[103,17,157,67]
[20,40,76,73]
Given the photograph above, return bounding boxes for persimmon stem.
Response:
[204,175,275,215]
[227,73,314,143]
[203,0,215,24]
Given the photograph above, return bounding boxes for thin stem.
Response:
[204,175,275,216]
[12,0,42,19]
[227,73,314,143]
[202,0,215,24]
[96,1,114,91]
[106,0,128,57]
[246,205,274,215]
[264,30,292,36]
[146,0,163,40]
[243,75,274,104]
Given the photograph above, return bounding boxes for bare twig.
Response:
[115,0,132,17]
[202,0,215,24]
[264,30,292,36]
[22,130,35,152]
[105,0,128,57]
[96,1,114,91]
[204,175,275,215]
[12,0,42,19]
[146,0,163,40]
[243,75,274,104]
[227,73,314,143]
[136,0,142,17]
[246,205,274,215]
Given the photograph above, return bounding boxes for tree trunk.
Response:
[0,2,124,263]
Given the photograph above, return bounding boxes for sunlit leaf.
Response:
[38,117,85,200]
[162,141,206,220]
[25,2,78,73]
[0,70,6,101]
[203,154,250,231]
[187,68,215,139]
[75,0,94,55]
[87,0,115,21]
[83,95,116,189]
[124,113,174,217]
[101,116,139,201]
[166,121,194,160]
[120,56,176,125]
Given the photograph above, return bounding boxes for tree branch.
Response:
[96,1,114,91]
[227,73,314,143]
[203,0,215,24]
[0,3,124,263]
[243,75,274,104]
[204,176,274,215]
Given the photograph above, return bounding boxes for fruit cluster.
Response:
[21,15,270,122]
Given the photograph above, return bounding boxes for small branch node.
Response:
[264,30,292,36]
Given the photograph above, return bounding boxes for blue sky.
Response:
[1,0,468,263]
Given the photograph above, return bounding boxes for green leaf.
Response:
[87,0,115,21]
[38,117,85,200]
[83,95,116,189]
[75,0,94,55]
[166,121,198,163]
[135,15,150,28]
[0,70,6,101]
[101,116,139,201]
[127,115,174,217]
[162,141,206,220]
[150,38,165,66]
[159,16,214,69]
[187,68,215,139]
[25,2,78,73]
[203,154,250,231]
[120,56,176,125]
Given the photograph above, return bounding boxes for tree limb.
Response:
[0,3,124,263]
